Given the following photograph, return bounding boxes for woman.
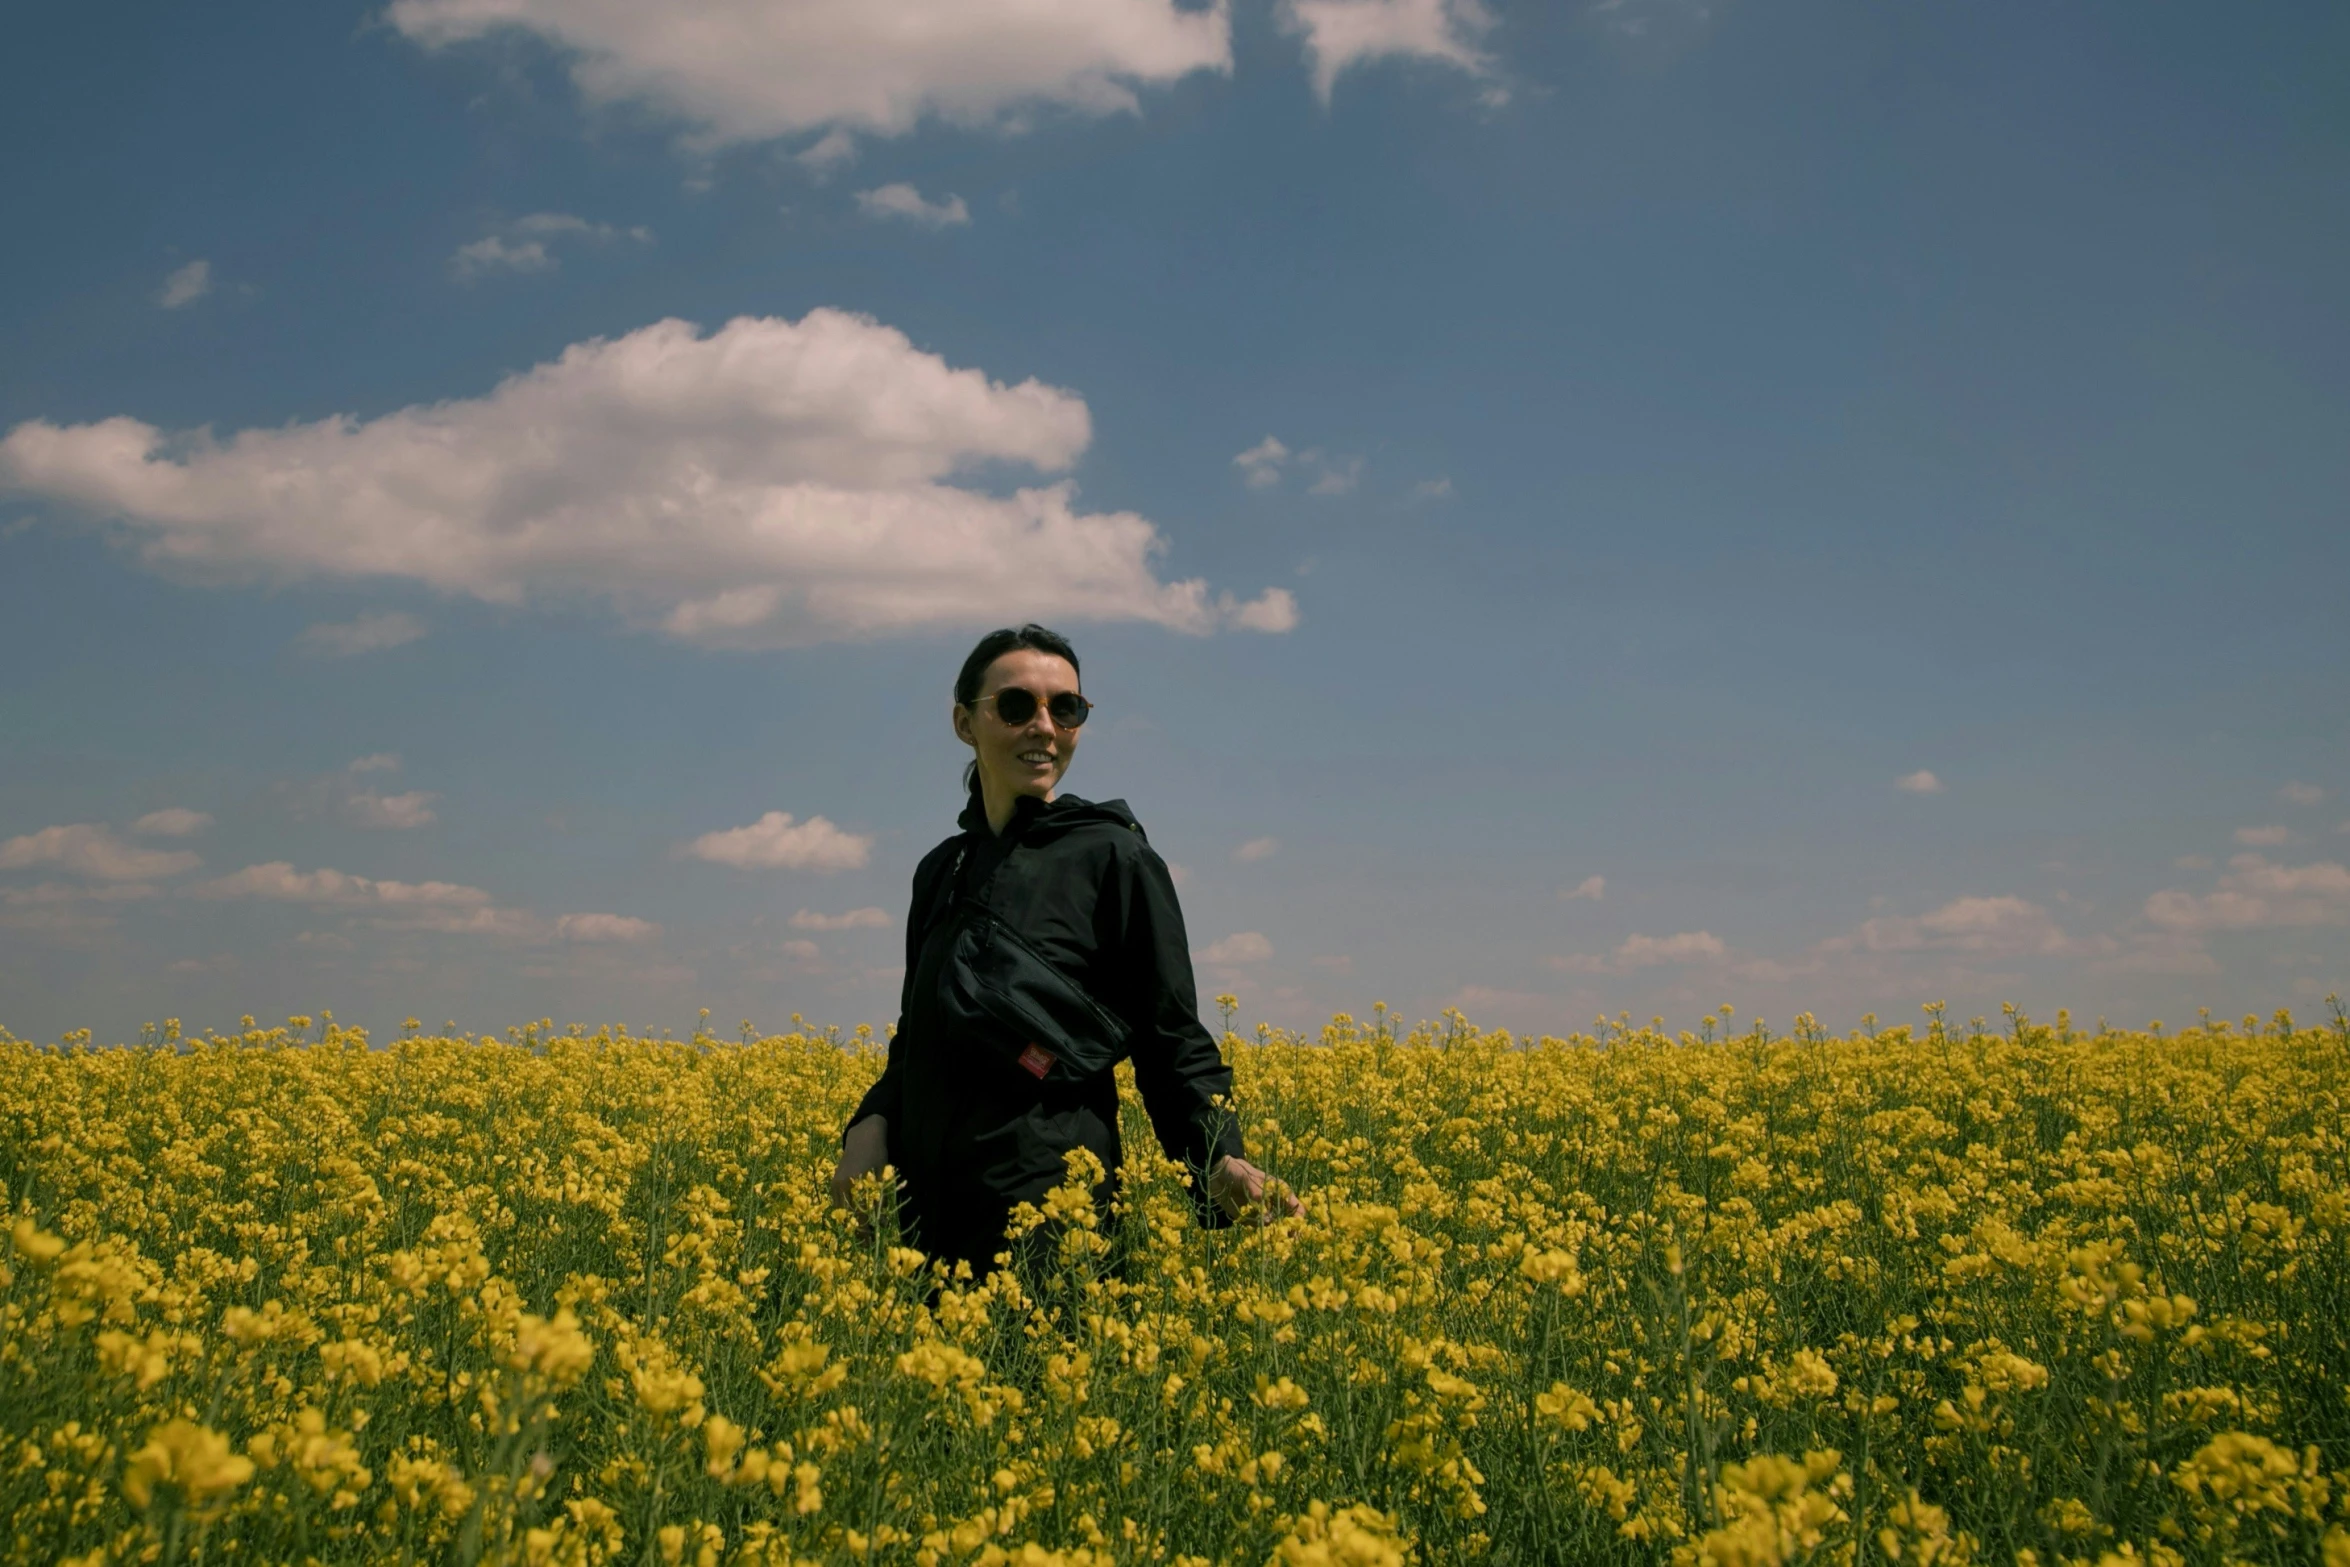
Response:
[829,624,1299,1272]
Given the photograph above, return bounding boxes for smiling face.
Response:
[953,647,1082,819]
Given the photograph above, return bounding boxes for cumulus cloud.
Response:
[346,790,440,830]
[0,310,1293,648]
[0,823,201,882]
[1232,836,1279,864]
[1233,436,1289,489]
[450,213,652,279]
[2143,854,2350,933]
[687,811,872,871]
[790,906,891,930]
[1615,930,1724,967]
[2234,825,2290,847]
[276,757,439,830]
[297,611,428,658]
[1559,874,1604,902]
[1832,895,2070,958]
[1198,930,1273,964]
[1895,769,1945,795]
[855,183,970,227]
[1408,477,1453,502]
[193,859,645,943]
[1280,0,1497,104]
[0,878,165,934]
[0,880,166,907]
[556,912,660,942]
[157,260,212,309]
[1218,587,1299,632]
[796,128,859,175]
[2279,781,2326,806]
[2108,932,2223,977]
[1305,454,1362,496]
[195,862,492,908]
[1549,929,1724,974]
[132,808,213,838]
[387,0,1233,146]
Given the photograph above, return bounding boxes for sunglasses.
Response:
[971,686,1092,729]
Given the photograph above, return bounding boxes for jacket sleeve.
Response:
[845,843,950,1139]
[1100,837,1247,1221]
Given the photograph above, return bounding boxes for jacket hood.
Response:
[956,790,1143,843]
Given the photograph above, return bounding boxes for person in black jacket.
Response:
[829,623,1300,1273]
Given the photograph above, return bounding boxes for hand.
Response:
[1207,1154,1303,1225]
[830,1116,893,1233]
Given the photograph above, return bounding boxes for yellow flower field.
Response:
[3,1002,2347,1566]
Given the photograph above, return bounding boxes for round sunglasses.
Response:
[970,686,1092,729]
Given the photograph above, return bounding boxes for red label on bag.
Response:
[1017,1043,1055,1079]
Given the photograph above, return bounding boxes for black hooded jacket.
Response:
[847,791,1245,1267]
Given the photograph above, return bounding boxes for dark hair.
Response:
[955,623,1081,812]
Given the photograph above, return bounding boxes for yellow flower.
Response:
[1268,1501,1410,1567]
[123,1419,255,1512]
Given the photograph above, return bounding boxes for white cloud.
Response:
[688,811,872,871]
[2234,825,2291,847]
[348,753,401,774]
[1615,930,1723,968]
[0,878,164,934]
[780,938,822,963]
[1560,874,1604,902]
[1,309,1293,648]
[1198,930,1273,964]
[346,790,440,830]
[194,860,655,943]
[855,183,970,228]
[790,906,891,930]
[796,128,859,175]
[0,880,165,907]
[387,0,1232,146]
[191,860,572,940]
[1233,436,1289,489]
[132,808,214,838]
[2143,854,2350,933]
[1305,454,1362,495]
[1217,587,1300,633]
[557,911,660,942]
[450,213,652,279]
[1895,769,1944,795]
[2108,932,2223,977]
[1837,896,2069,958]
[1280,0,1496,104]
[0,823,201,882]
[2279,781,2326,806]
[1232,836,1280,864]
[297,611,428,657]
[157,260,212,309]
[1591,0,1715,40]
[1548,929,1724,974]
[386,905,546,937]
[2173,854,2214,870]
[1408,477,1453,502]
[195,862,493,907]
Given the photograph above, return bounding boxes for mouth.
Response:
[1016,749,1056,768]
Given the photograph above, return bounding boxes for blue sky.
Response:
[3,0,2346,1044]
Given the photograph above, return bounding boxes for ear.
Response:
[951,702,976,748]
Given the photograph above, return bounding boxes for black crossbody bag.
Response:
[922,840,1132,1086]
